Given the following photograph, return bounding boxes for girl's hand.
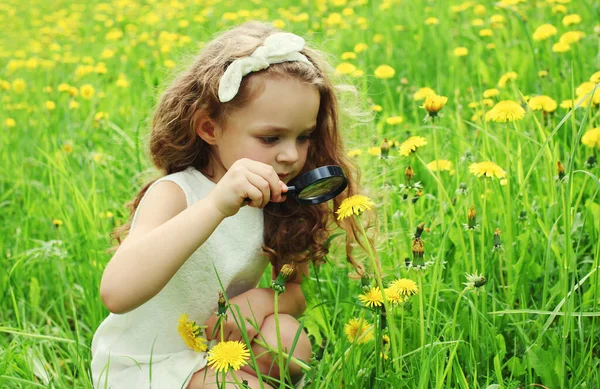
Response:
[204,291,267,343]
[206,158,288,217]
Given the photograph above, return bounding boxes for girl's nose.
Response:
[276,142,299,164]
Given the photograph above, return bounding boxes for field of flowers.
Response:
[1,0,600,387]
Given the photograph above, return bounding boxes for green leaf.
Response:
[527,345,560,388]
[29,277,40,311]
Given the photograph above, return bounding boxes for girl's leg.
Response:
[187,366,275,389]
[240,313,312,385]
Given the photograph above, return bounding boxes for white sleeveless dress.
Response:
[91,166,268,388]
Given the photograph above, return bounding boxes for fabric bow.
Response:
[218,32,313,103]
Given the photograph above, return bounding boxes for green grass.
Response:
[1,0,600,387]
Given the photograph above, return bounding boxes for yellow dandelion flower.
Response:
[336,62,356,75]
[562,14,581,26]
[590,72,600,83]
[421,94,448,115]
[481,98,495,107]
[347,149,362,158]
[6,118,16,127]
[358,287,384,308]
[581,128,600,148]
[12,78,26,93]
[497,71,518,88]
[426,160,454,174]
[80,84,95,100]
[552,5,567,14]
[485,100,526,122]
[425,17,439,25]
[399,136,427,157]
[471,18,484,27]
[384,287,405,305]
[538,70,549,78]
[341,52,357,60]
[45,101,56,110]
[479,29,493,37]
[576,82,600,106]
[483,88,499,98]
[370,104,383,112]
[52,219,63,227]
[177,314,207,352]
[413,87,436,101]
[560,99,575,109]
[552,42,571,53]
[532,24,557,41]
[354,43,368,53]
[344,318,374,344]
[207,341,250,372]
[528,95,557,113]
[388,278,419,297]
[69,100,80,110]
[559,31,585,45]
[453,47,469,57]
[374,64,395,79]
[469,161,507,179]
[367,146,381,156]
[336,195,375,220]
[116,77,130,88]
[63,142,73,153]
[486,43,496,50]
[386,116,403,125]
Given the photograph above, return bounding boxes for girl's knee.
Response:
[260,314,312,364]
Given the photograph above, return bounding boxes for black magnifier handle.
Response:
[242,186,296,205]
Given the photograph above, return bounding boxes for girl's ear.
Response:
[194,111,220,145]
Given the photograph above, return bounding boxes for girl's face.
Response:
[208,74,320,184]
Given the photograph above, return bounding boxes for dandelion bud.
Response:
[412,190,422,203]
[380,138,390,158]
[271,263,295,294]
[415,222,426,238]
[422,94,448,116]
[405,165,414,183]
[457,182,468,195]
[464,272,486,290]
[360,274,372,292]
[468,205,476,227]
[217,291,227,316]
[557,160,565,179]
[412,237,424,260]
[585,155,597,169]
[519,210,527,221]
[492,228,504,252]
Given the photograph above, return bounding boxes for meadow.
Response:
[1,0,600,388]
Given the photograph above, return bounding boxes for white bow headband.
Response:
[218,32,314,103]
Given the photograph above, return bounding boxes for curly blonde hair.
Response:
[111,21,369,275]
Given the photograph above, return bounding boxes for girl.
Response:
[91,21,364,389]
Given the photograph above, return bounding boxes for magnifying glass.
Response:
[287,165,348,205]
[243,165,348,206]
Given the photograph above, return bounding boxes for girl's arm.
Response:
[100,181,226,314]
[100,159,287,315]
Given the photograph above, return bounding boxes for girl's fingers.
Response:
[243,160,283,202]
[244,170,271,208]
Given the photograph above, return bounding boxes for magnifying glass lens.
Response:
[298,176,347,200]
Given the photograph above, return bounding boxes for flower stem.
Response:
[417,273,425,350]
[273,292,285,388]
[356,215,400,370]
[451,288,469,339]
[253,338,311,371]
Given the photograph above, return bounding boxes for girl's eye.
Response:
[297,135,311,143]
[260,136,279,144]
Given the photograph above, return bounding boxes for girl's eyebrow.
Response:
[257,124,317,134]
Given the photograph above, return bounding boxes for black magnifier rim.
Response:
[290,165,348,205]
